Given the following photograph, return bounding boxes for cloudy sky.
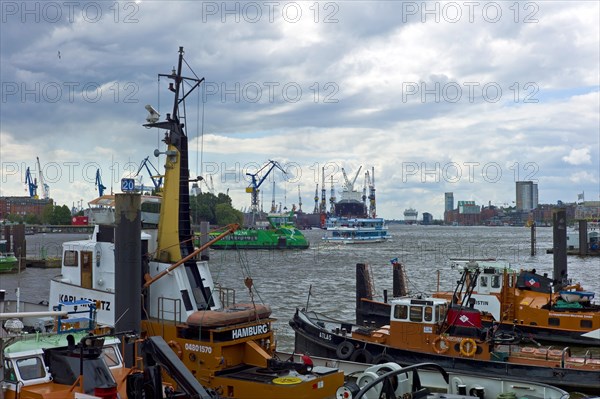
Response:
[1,1,598,219]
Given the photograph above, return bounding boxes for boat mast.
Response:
[144,46,204,262]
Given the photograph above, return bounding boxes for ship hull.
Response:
[290,309,600,393]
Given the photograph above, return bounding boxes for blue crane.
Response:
[136,156,163,192]
[246,160,286,215]
[95,169,107,197]
[25,167,38,198]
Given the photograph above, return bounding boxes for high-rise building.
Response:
[444,192,454,212]
[516,181,538,211]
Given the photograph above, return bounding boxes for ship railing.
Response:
[157,296,182,325]
[214,284,236,308]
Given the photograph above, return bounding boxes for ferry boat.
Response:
[0,240,18,273]
[40,47,345,399]
[322,217,390,244]
[207,211,310,249]
[290,262,600,393]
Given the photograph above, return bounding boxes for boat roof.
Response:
[391,297,447,306]
[4,332,120,358]
[449,258,516,272]
[88,194,161,207]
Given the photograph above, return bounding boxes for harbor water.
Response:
[1,225,599,353]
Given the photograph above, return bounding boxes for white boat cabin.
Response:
[390,297,448,325]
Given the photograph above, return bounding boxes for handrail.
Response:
[143,224,239,288]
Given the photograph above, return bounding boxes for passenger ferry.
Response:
[322,217,390,244]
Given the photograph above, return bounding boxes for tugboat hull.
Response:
[290,309,600,393]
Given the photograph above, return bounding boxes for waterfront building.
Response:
[0,196,53,220]
[516,181,538,211]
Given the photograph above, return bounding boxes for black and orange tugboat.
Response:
[290,262,600,393]
[138,47,344,399]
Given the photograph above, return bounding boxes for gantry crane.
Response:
[319,167,326,214]
[313,184,319,214]
[95,169,107,197]
[366,167,376,218]
[36,157,50,199]
[245,160,286,216]
[341,165,362,193]
[25,167,38,198]
[329,175,336,213]
[136,156,163,193]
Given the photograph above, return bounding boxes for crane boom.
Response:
[246,160,286,215]
[95,169,107,197]
[36,157,49,199]
[25,167,38,198]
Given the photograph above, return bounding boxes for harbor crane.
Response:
[367,167,376,218]
[95,169,107,197]
[341,165,362,193]
[36,157,50,199]
[25,167,38,198]
[319,167,326,214]
[313,184,319,214]
[245,160,286,216]
[136,156,163,193]
[329,175,336,213]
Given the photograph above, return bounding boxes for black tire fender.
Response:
[336,341,355,360]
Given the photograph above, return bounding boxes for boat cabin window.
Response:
[16,357,46,380]
[63,250,78,267]
[580,320,592,328]
[436,303,448,322]
[394,304,408,319]
[548,317,560,326]
[409,305,422,322]
[3,359,17,382]
[491,275,501,288]
[101,345,121,367]
[480,276,488,287]
[424,306,433,322]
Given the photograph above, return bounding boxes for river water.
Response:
[1,225,599,354]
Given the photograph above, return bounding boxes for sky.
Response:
[1,1,599,220]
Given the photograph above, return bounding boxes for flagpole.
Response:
[306,284,312,311]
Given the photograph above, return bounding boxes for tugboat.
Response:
[290,262,600,393]
[41,47,344,399]
[355,258,600,346]
[433,259,600,346]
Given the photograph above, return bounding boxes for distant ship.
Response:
[333,166,368,218]
[404,208,418,224]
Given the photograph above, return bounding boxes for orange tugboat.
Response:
[433,259,600,346]
[290,262,600,393]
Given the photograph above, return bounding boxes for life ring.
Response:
[350,348,374,364]
[459,338,477,357]
[432,336,449,354]
[168,340,183,359]
[336,341,355,360]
